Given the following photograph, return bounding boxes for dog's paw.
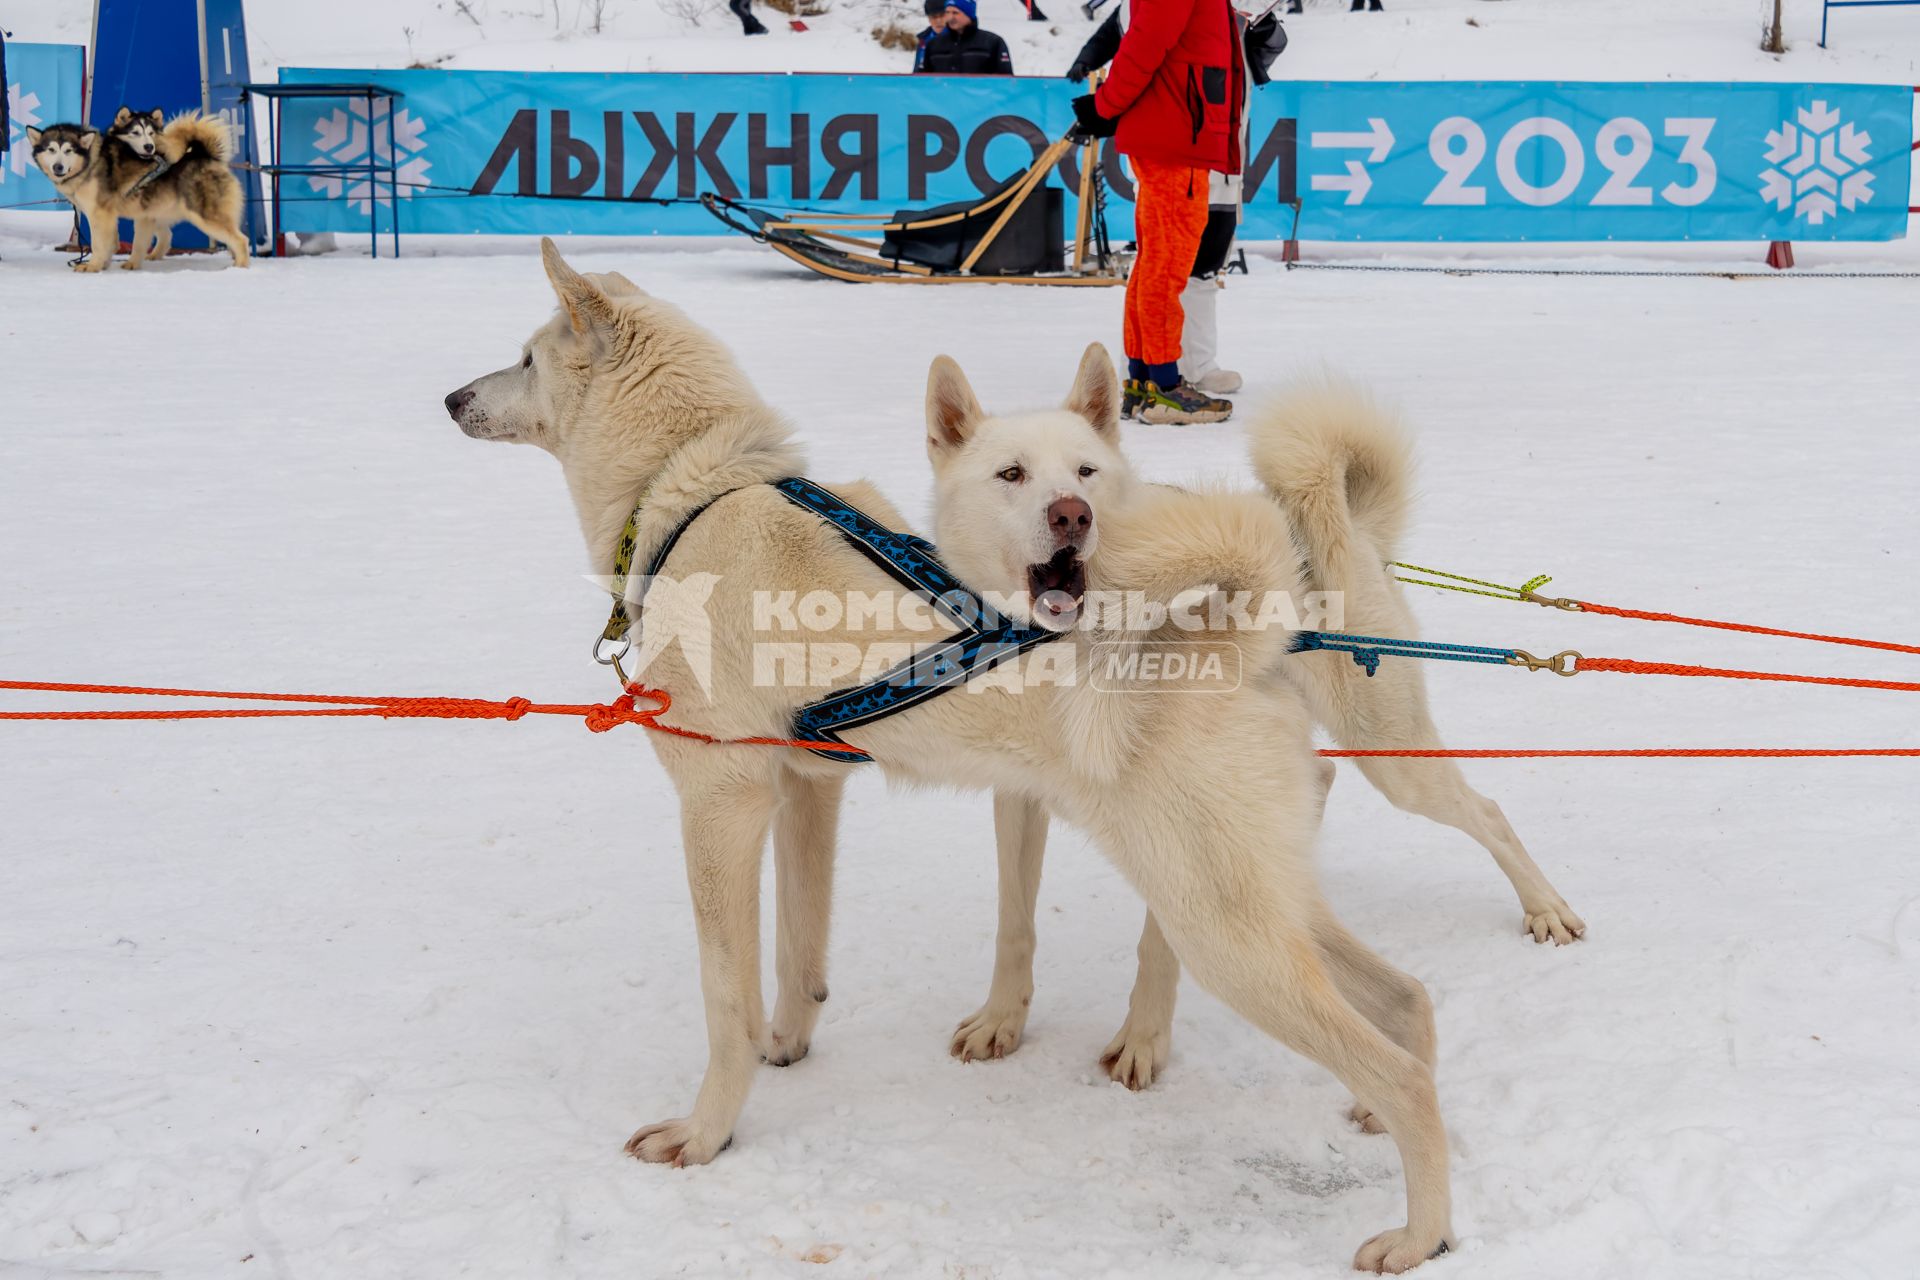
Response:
[71,259,107,273]
[950,1002,1028,1062]
[763,984,825,1066]
[761,1033,810,1067]
[624,1118,731,1167]
[120,260,142,270]
[1348,1101,1388,1134]
[1353,1226,1452,1274]
[1522,902,1587,946]
[1098,1019,1169,1090]
[761,1020,812,1068]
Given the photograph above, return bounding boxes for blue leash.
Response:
[1291,630,1520,676]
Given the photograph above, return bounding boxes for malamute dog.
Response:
[26,108,251,272]
[927,374,1584,1097]
[444,240,1455,1271]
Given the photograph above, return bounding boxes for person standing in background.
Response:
[1070,2,1284,398]
[1070,0,1247,423]
[728,0,769,35]
[915,0,1014,74]
[1183,5,1287,394]
[914,0,950,70]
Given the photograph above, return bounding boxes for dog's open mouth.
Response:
[1027,547,1086,627]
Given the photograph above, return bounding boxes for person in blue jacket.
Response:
[913,0,949,70]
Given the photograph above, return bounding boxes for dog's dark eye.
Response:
[997,465,1025,484]
[521,351,533,370]
[1078,465,1098,478]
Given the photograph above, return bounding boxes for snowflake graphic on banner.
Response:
[308,99,430,213]
[1760,100,1874,226]
[6,82,46,184]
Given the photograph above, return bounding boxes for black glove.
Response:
[1066,58,1092,84]
[1245,14,1288,86]
[1071,94,1119,139]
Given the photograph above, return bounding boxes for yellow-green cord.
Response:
[1390,561,1557,604]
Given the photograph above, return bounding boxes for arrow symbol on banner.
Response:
[1311,160,1373,205]
[1310,118,1394,163]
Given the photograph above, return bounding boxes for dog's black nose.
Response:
[444,388,474,419]
[1048,496,1093,547]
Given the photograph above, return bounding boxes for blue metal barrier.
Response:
[1822,0,1920,47]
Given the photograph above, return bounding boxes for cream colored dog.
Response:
[444,240,1455,1271]
[930,385,1585,1091]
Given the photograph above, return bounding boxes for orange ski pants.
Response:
[1123,158,1212,367]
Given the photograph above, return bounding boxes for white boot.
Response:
[1181,277,1241,395]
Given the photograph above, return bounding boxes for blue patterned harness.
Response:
[640,477,1069,763]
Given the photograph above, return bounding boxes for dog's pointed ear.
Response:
[596,269,644,299]
[80,130,101,151]
[1064,342,1121,440]
[25,126,42,146]
[113,106,132,126]
[149,108,165,125]
[926,355,985,454]
[541,236,619,343]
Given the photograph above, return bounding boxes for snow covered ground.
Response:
[6,0,1920,1276]
[3,225,1919,1277]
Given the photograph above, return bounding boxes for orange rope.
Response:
[0,679,872,758]
[1574,656,1920,692]
[5,678,1916,760]
[1576,601,1920,656]
[1324,748,1920,758]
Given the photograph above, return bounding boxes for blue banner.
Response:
[3,43,87,212]
[275,69,1913,243]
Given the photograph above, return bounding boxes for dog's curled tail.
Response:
[161,111,234,164]
[1246,383,1414,590]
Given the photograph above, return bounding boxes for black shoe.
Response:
[1139,380,1232,425]
[1121,379,1145,421]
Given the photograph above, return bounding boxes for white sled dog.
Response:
[931,380,1586,1088]
[444,240,1454,1271]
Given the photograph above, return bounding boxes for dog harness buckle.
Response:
[1506,649,1582,676]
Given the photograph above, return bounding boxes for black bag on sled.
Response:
[881,181,1064,276]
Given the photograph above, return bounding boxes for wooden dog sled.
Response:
[701,131,1126,287]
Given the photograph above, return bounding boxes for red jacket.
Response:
[1093,0,1246,174]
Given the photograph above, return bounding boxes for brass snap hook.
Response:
[1507,649,1582,676]
[592,634,630,666]
[593,634,633,685]
[1515,574,1584,612]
